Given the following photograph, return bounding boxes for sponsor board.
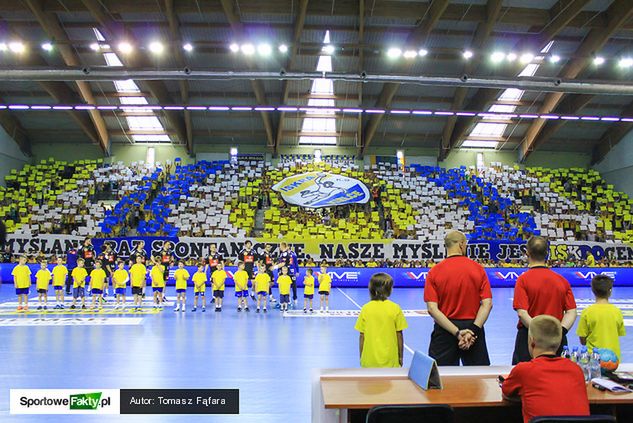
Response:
[271,172,370,208]
[624,320,633,327]
[0,317,143,326]
[282,309,428,318]
[10,389,120,414]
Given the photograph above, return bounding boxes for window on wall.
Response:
[476,152,484,171]
[146,147,156,167]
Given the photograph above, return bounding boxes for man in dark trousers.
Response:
[159,241,175,302]
[276,242,299,308]
[78,238,96,292]
[65,247,78,295]
[205,243,224,275]
[98,242,118,300]
[512,236,577,364]
[424,230,493,366]
[239,240,257,299]
[260,243,277,304]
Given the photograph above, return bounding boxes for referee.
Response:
[512,236,577,364]
[424,230,493,366]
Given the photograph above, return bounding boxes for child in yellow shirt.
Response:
[233,261,250,312]
[35,261,51,311]
[211,262,227,312]
[112,260,129,310]
[89,261,107,311]
[277,266,293,313]
[12,256,31,312]
[192,264,207,312]
[318,263,332,312]
[254,263,272,313]
[52,257,68,309]
[129,256,147,312]
[150,258,165,309]
[173,260,190,312]
[71,258,88,310]
[303,268,315,314]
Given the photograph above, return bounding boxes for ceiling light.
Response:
[520,53,534,64]
[229,43,239,53]
[506,52,517,62]
[491,51,505,63]
[118,41,133,54]
[593,56,605,66]
[0,43,7,52]
[463,50,473,59]
[257,43,272,56]
[549,54,560,63]
[403,50,417,59]
[89,43,100,51]
[41,42,53,51]
[387,47,402,59]
[322,44,335,55]
[8,41,25,54]
[278,44,288,53]
[241,43,255,55]
[618,57,633,68]
[418,48,428,57]
[183,43,193,52]
[149,41,164,54]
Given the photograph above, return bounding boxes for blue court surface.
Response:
[0,285,632,422]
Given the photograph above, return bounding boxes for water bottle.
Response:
[590,349,602,380]
[579,346,591,382]
[571,346,579,363]
[561,346,570,359]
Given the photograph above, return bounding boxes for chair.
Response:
[365,404,454,423]
[529,416,616,423]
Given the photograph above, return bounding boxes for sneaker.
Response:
[174,306,180,312]
[181,308,185,312]
[54,304,60,309]
[202,307,206,312]
[81,305,86,310]
[303,308,307,313]
[320,307,324,312]
[191,307,197,312]
[245,307,250,312]
[237,307,242,312]
[43,306,47,310]
[326,307,329,312]
[274,303,281,309]
[23,306,28,311]
[250,294,256,301]
[264,308,268,313]
[60,304,65,309]
[70,305,76,309]
[270,297,277,303]
[294,299,298,306]
[17,306,23,312]
[37,306,42,310]
[309,308,313,313]
[256,308,260,313]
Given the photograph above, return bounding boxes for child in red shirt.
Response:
[502,315,589,423]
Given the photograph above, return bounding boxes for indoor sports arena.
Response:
[2,1,633,422]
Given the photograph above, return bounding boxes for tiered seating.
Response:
[279,154,356,167]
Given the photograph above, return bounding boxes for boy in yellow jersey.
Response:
[112,260,129,310]
[303,268,315,314]
[277,266,293,313]
[52,257,68,309]
[318,263,332,312]
[173,260,190,312]
[233,261,250,312]
[354,273,408,368]
[12,256,31,312]
[150,257,165,309]
[211,262,227,312]
[254,263,272,313]
[192,264,207,312]
[89,261,107,311]
[130,256,147,312]
[71,258,88,310]
[35,261,51,311]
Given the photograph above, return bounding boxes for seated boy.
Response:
[502,315,589,423]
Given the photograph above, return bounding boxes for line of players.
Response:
[10,240,334,314]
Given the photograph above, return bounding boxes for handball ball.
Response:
[595,348,619,373]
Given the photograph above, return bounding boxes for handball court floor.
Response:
[0,285,632,422]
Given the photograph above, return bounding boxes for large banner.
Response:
[271,172,370,208]
[4,234,633,263]
[0,264,628,288]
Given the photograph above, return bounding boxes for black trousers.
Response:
[291,275,297,301]
[429,320,490,366]
[512,326,568,364]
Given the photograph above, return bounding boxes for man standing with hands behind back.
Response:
[424,230,493,365]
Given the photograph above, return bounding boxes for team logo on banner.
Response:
[272,172,369,208]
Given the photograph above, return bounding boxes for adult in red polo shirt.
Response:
[502,315,589,423]
[424,231,493,366]
[512,236,577,364]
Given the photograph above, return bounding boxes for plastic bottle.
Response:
[560,346,571,359]
[590,349,602,380]
[570,346,579,363]
[579,346,591,382]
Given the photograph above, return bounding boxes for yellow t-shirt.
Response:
[113,269,129,288]
[254,273,271,293]
[52,265,68,287]
[212,270,227,291]
[130,263,147,288]
[233,270,249,292]
[303,275,315,296]
[151,265,165,288]
[354,300,408,368]
[174,268,190,290]
[12,265,32,288]
[90,268,107,290]
[586,255,596,267]
[318,273,332,292]
[278,275,292,295]
[36,269,52,290]
[71,267,88,288]
[192,272,207,292]
[576,303,626,359]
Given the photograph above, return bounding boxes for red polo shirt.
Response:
[502,355,589,423]
[423,255,492,320]
[513,267,576,329]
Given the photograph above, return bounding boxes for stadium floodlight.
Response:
[593,56,605,66]
[257,43,272,56]
[549,54,561,63]
[403,50,417,59]
[241,43,255,55]
[41,42,53,51]
[229,43,240,53]
[365,109,385,114]
[278,44,288,53]
[618,57,633,68]
[520,53,534,64]
[183,43,193,52]
[8,41,25,54]
[418,48,428,57]
[396,150,404,159]
[506,52,517,62]
[230,147,238,156]
[149,41,164,54]
[314,149,322,163]
[208,106,230,111]
[387,47,402,59]
[342,108,363,113]
[0,43,7,51]
[491,51,505,63]
[412,110,433,115]
[540,114,559,119]
[89,43,100,51]
[322,44,335,55]
[118,42,133,54]
[463,50,473,59]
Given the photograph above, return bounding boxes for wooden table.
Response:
[314,366,633,423]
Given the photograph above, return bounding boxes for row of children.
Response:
[10,256,334,314]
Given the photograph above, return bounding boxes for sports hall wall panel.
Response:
[0,126,29,186]
[595,129,633,198]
